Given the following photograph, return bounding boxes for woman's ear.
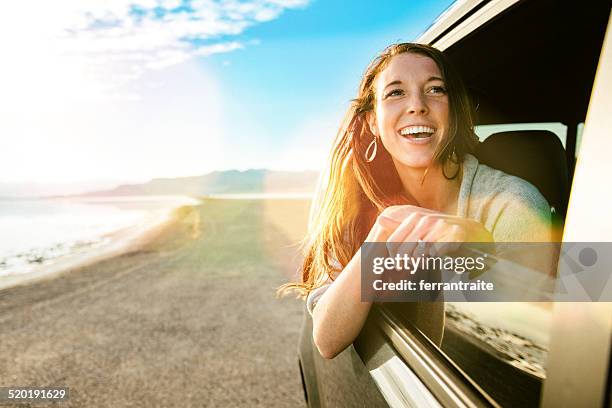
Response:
[365,112,378,136]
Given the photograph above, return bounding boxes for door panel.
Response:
[356,305,496,408]
[299,309,388,407]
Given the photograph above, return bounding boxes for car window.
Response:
[383,0,611,404]
[475,121,586,160]
[427,120,584,405]
[386,259,557,406]
[397,125,567,407]
[575,122,585,158]
[441,302,553,407]
[475,122,568,147]
[440,120,565,405]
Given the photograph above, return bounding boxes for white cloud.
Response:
[0,1,311,183]
[254,7,282,22]
[192,41,244,56]
[266,0,309,7]
[0,0,309,102]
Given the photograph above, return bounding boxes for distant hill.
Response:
[81,169,320,197]
[0,180,127,198]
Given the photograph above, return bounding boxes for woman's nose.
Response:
[405,94,428,115]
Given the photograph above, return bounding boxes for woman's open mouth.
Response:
[398,125,436,144]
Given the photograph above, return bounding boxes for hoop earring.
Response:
[365,136,378,162]
[442,146,461,179]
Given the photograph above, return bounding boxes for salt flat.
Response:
[0,198,310,407]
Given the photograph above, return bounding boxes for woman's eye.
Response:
[384,89,404,98]
[428,86,447,95]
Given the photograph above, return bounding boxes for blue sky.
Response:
[0,0,454,185]
[204,0,453,170]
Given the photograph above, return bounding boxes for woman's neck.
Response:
[393,159,462,214]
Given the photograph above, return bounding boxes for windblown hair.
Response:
[280,43,478,298]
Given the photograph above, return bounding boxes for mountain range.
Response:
[80,169,320,197]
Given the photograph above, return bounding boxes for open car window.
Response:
[475,123,567,147]
[375,1,611,407]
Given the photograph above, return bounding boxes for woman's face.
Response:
[368,53,450,170]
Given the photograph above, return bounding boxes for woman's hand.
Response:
[312,206,491,359]
[373,205,492,258]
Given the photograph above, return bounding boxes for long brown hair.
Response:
[280,43,478,298]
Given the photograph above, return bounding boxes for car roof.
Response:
[418,0,610,125]
[417,0,516,50]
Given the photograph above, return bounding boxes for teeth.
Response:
[400,126,435,136]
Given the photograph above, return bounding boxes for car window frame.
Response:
[355,304,499,408]
[354,2,612,408]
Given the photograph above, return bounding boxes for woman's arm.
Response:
[311,218,392,359]
[311,205,492,359]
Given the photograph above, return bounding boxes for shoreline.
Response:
[0,198,309,407]
[0,204,188,292]
[0,195,311,292]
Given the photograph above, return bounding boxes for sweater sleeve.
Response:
[305,255,343,316]
[490,180,556,276]
[306,283,331,317]
[490,179,552,243]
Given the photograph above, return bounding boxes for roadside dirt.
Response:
[0,199,310,407]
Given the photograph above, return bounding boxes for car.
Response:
[298,0,612,407]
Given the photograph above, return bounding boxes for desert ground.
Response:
[0,198,311,407]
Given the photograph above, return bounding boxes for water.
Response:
[206,192,313,199]
[0,195,200,277]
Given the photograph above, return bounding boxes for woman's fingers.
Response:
[377,214,401,230]
[418,219,449,256]
[405,214,439,242]
[379,205,435,224]
[391,215,435,258]
[404,218,463,257]
[374,206,491,259]
[386,213,421,256]
[370,214,401,241]
[426,224,464,256]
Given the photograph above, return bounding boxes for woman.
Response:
[281,43,551,359]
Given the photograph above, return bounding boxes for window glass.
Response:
[475,122,568,147]
[575,122,585,158]
[441,302,553,407]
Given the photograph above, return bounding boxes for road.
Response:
[0,199,310,407]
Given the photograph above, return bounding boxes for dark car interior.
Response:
[431,0,610,406]
[444,0,609,224]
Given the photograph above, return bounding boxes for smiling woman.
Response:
[280,42,552,360]
[367,53,451,170]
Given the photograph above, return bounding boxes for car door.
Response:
[300,308,391,407]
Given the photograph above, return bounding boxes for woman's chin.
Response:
[391,154,435,171]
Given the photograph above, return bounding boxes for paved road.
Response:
[0,199,310,407]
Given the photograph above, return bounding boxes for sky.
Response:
[0,0,454,185]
